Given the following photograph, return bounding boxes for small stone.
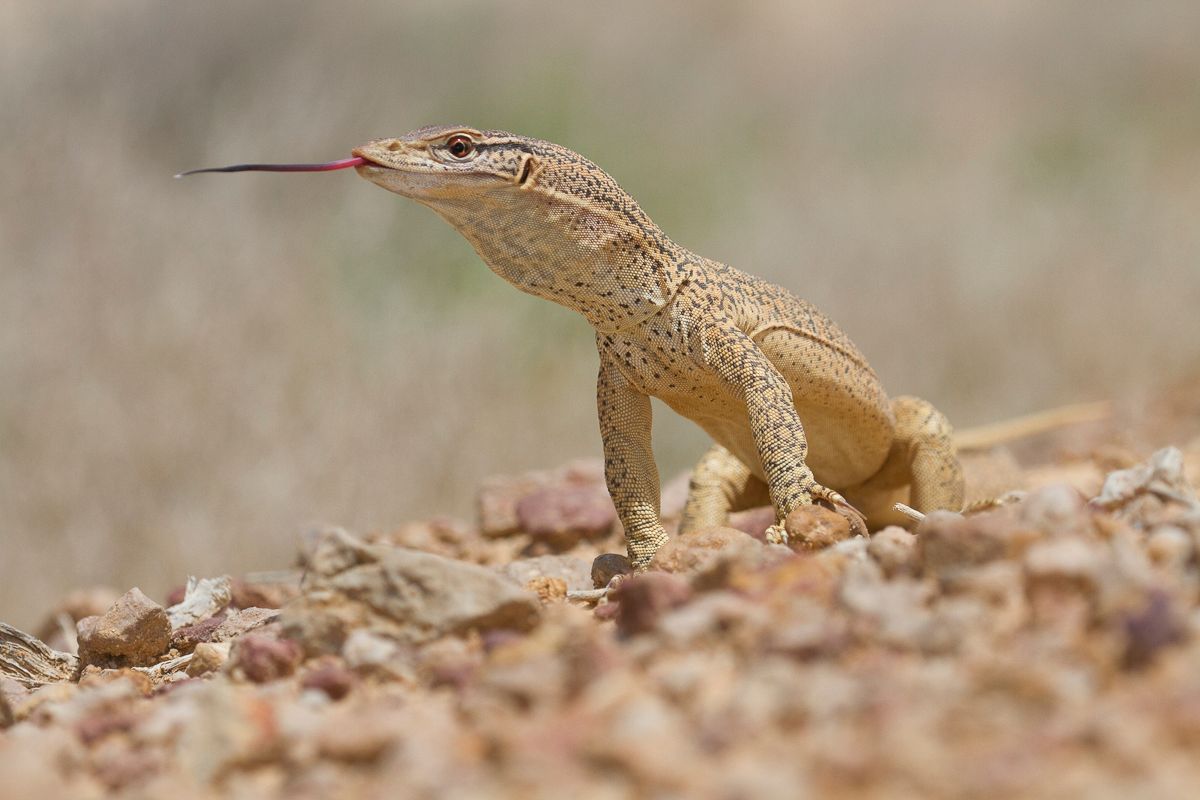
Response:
[230,573,301,610]
[1122,591,1184,669]
[228,635,302,683]
[77,666,154,696]
[728,506,776,541]
[176,681,285,783]
[591,553,633,588]
[418,637,482,690]
[1146,525,1193,571]
[172,607,279,653]
[868,526,918,576]
[300,658,357,700]
[1020,484,1093,538]
[34,586,120,647]
[171,615,226,653]
[478,472,548,538]
[516,485,617,549]
[76,588,171,668]
[1024,537,1105,587]
[611,573,693,637]
[784,505,853,551]
[525,577,568,602]
[212,608,280,641]
[341,629,408,674]
[166,576,233,630]
[284,529,541,652]
[918,510,1019,576]
[0,686,12,728]
[74,706,139,745]
[503,555,593,593]
[649,527,762,576]
[316,711,398,762]
[299,525,373,576]
[1095,447,1194,509]
[92,748,162,793]
[186,642,232,676]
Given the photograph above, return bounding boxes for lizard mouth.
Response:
[350,148,390,169]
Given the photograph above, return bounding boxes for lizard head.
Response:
[179,125,683,328]
[352,125,543,204]
[351,126,682,326]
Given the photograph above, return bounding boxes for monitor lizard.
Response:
[182,125,970,570]
[347,125,966,569]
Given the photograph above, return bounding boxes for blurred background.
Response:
[1,1,1197,628]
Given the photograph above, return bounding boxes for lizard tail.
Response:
[953,400,1112,451]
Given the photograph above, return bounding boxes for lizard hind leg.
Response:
[679,444,770,533]
[847,395,965,527]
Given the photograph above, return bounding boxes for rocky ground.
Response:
[3,389,1200,799]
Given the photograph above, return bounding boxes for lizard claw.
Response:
[764,524,789,545]
[810,486,869,538]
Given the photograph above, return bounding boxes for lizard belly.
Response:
[599,320,893,492]
[755,328,893,487]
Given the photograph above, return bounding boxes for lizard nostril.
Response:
[386,141,402,152]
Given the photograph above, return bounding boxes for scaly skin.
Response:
[353,126,964,568]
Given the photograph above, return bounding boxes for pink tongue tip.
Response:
[175,156,366,178]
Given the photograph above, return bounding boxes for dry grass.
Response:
[2,1,1198,627]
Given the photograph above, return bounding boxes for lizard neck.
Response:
[426,193,689,332]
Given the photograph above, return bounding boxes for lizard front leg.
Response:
[700,319,827,543]
[597,354,668,569]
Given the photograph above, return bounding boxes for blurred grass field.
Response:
[2,1,1198,628]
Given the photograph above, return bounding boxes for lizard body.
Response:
[352,126,964,567]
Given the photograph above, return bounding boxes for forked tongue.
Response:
[175,156,365,178]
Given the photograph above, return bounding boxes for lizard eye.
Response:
[445,135,476,160]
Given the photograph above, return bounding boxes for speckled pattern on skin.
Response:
[353,126,965,568]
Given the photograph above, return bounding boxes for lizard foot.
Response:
[810,485,869,538]
[764,524,789,545]
[568,552,635,604]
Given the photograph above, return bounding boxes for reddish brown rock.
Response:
[300,658,357,700]
[34,586,120,648]
[478,472,553,538]
[1121,590,1185,669]
[728,505,777,541]
[77,666,154,696]
[316,711,399,762]
[228,635,302,683]
[75,707,140,745]
[611,573,693,637]
[868,526,919,577]
[76,588,171,668]
[918,509,1031,576]
[784,505,853,551]
[516,485,617,549]
[478,459,609,540]
[650,527,762,577]
[171,615,226,653]
[230,573,301,610]
[525,577,569,602]
[477,460,609,542]
[172,607,279,654]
